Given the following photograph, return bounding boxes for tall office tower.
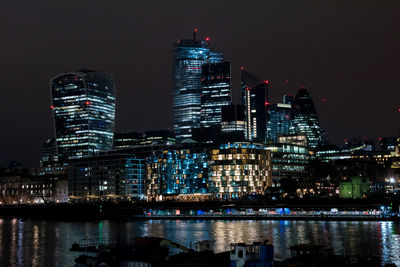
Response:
[50,70,116,161]
[283,94,294,105]
[173,30,223,140]
[267,103,292,143]
[290,86,322,149]
[221,104,246,141]
[241,69,269,142]
[200,62,232,128]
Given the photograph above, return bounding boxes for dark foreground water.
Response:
[0,218,399,266]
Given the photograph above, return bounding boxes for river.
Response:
[0,218,399,266]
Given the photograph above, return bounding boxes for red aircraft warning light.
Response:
[264,80,269,84]
[205,37,210,41]
[50,105,54,109]
[85,101,91,105]
[240,66,244,70]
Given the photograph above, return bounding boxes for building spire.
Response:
[193,28,198,41]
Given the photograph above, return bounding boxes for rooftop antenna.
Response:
[193,28,198,41]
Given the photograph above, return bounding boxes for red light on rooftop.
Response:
[194,28,198,33]
[50,105,54,109]
[321,98,326,103]
[264,80,269,84]
[378,137,382,141]
[85,101,91,105]
[246,87,249,91]
[397,108,400,112]
[205,37,210,41]
[240,66,244,70]
[285,80,289,83]
[265,101,270,106]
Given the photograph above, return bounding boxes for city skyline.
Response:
[1,0,400,166]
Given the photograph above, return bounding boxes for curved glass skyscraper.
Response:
[290,86,322,149]
[173,33,223,140]
[50,70,116,161]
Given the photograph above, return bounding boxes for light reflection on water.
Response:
[0,219,399,266]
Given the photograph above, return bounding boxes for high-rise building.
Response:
[200,62,232,128]
[50,70,116,161]
[113,132,143,149]
[290,86,322,149]
[241,69,269,143]
[221,104,246,141]
[267,103,292,143]
[140,130,176,146]
[173,30,223,140]
[283,94,294,105]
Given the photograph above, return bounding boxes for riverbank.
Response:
[0,201,398,221]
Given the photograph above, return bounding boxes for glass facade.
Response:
[68,154,146,200]
[290,86,322,149]
[200,62,232,127]
[241,69,268,143]
[221,104,246,141]
[267,103,292,143]
[146,148,209,199]
[209,143,271,200]
[113,132,143,149]
[265,144,309,187]
[51,70,116,161]
[173,37,223,140]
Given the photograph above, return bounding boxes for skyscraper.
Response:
[173,30,223,140]
[290,86,322,149]
[221,104,246,141]
[241,69,269,143]
[200,62,232,128]
[50,70,116,161]
[267,103,292,143]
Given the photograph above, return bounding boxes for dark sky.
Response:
[1,0,400,167]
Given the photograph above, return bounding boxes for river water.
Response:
[0,218,399,266]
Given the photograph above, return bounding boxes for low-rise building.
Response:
[0,176,68,204]
[339,176,370,199]
[146,147,209,201]
[209,143,271,200]
[68,152,146,201]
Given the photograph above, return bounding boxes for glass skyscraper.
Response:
[173,33,223,140]
[200,62,232,128]
[50,70,116,161]
[241,69,269,143]
[221,104,246,141]
[290,86,322,149]
[267,103,292,143]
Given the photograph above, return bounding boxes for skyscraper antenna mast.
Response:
[194,28,198,41]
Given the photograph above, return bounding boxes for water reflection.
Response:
[0,219,399,266]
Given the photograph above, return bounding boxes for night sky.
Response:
[1,0,400,167]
